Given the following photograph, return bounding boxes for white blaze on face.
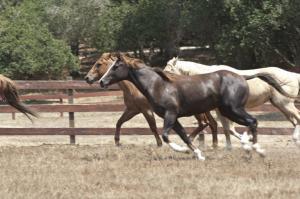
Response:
[98,59,117,83]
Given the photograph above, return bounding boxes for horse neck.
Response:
[118,80,141,97]
[127,68,162,102]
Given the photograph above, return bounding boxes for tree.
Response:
[91,0,185,66]
[216,0,300,68]
[0,3,78,79]
[36,0,109,55]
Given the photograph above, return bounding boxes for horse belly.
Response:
[179,98,216,116]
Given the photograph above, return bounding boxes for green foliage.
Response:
[216,0,300,68]
[1,0,300,76]
[0,3,78,79]
[90,0,186,65]
[35,0,108,54]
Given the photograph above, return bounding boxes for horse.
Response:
[164,57,300,147]
[98,53,292,160]
[0,74,38,121]
[85,53,218,149]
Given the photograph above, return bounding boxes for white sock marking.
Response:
[241,131,250,144]
[252,143,266,156]
[292,125,300,142]
[169,143,189,153]
[194,149,205,161]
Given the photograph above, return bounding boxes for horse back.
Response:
[173,70,248,116]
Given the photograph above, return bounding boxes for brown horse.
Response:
[0,74,38,121]
[99,53,292,160]
[85,53,217,149]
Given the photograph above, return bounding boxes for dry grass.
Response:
[0,139,299,199]
[0,95,299,198]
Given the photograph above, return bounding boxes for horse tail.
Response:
[244,73,298,99]
[0,75,38,122]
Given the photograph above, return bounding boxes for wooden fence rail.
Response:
[0,80,296,144]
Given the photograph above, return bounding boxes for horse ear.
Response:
[173,57,178,66]
[112,52,123,61]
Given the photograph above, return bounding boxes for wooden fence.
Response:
[0,80,296,144]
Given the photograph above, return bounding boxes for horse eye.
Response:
[95,63,101,68]
[112,65,118,71]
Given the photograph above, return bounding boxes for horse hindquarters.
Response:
[217,75,264,153]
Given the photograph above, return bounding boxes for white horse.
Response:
[164,57,300,148]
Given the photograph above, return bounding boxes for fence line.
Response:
[0,80,295,144]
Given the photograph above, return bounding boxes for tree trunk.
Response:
[70,41,80,56]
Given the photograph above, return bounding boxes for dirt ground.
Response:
[0,96,299,198]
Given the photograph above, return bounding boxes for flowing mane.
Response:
[152,68,186,82]
[120,54,146,69]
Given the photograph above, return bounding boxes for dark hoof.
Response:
[115,142,122,147]
[157,141,163,147]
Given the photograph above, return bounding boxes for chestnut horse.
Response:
[0,74,37,121]
[85,53,217,149]
[99,53,292,160]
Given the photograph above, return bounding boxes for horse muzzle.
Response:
[84,75,96,84]
[99,79,109,88]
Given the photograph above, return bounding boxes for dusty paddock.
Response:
[0,134,300,199]
[0,96,300,198]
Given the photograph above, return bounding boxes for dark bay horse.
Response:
[85,53,217,149]
[0,74,38,121]
[99,53,292,160]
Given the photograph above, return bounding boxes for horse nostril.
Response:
[85,76,92,84]
[99,80,104,88]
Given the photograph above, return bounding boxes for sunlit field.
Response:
[0,134,299,199]
[0,95,299,199]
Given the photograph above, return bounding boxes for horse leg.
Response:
[189,125,207,142]
[205,112,218,148]
[163,111,189,153]
[141,109,163,147]
[173,120,205,160]
[115,108,139,146]
[191,114,207,147]
[270,99,300,145]
[219,106,265,156]
[216,110,236,149]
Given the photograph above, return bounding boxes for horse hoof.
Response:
[196,155,206,161]
[194,149,205,161]
[157,141,163,147]
[252,143,266,157]
[242,144,252,151]
[115,142,122,147]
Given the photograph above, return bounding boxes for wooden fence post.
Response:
[67,76,75,144]
[59,98,63,117]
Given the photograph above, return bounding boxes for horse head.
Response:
[164,57,181,75]
[98,52,131,88]
[85,53,118,84]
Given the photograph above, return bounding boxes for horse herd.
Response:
[1,52,300,160]
[85,52,300,160]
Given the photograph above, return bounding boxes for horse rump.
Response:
[0,75,38,121]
